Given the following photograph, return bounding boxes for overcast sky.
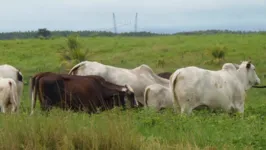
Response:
[0,0,265,33]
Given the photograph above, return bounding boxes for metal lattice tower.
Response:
[113,13,117,33]
[134,13,138,32]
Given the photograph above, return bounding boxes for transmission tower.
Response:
[113,13,117,33]
[134,13,138,32]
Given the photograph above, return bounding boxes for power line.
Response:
[96,21,132,32]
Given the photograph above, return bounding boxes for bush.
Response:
[212,49,225,60]
[58,34,90,72]
[204,45,227,65]
[211,45,227,60]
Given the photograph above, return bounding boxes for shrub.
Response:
[204,45,227,65]
[212,49,225,60]
[58,34,90,72]
[211,45,227,60]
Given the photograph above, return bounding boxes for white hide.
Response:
[0,77,19,113]
[144,84,172,111]
[170,61,260,115]
[0,64,23,106]
[68,61,169,105]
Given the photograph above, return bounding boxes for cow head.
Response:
[237,61,261,90]
[121,84,138,108]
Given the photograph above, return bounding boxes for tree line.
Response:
[0,28,265,40]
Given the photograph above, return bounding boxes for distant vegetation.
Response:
[0,28,266,40]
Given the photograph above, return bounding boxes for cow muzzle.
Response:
[255,78,261,85]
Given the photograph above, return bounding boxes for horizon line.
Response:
[1,28,266,34]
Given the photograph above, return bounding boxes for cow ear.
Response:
[246,62,251,69]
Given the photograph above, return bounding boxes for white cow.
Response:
[0,64,23,107]
[0,77,19,113]
[144,84,172,111]
[68,61,169,105]
[169,61,260,115]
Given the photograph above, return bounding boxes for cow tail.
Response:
[144,87,150,108]
[29,76,33,104]
[9,81,18,112]
[30,76,39,115]
[170,71,181,113]
[68,61,86,75]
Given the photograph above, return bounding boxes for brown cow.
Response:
[157,72,172,79]
[30,72,138,115]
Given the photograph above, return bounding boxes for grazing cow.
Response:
[68,61,169,106]
[170,61,261,115]
[30,72,138,115]
[157,72,172,79]
[144,84,172,111]
[0,77,18,113]
[0,64,23,108]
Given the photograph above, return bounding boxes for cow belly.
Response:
[200,90,232,110]
[176,80,233,112]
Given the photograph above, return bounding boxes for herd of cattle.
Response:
[0,60,262,115]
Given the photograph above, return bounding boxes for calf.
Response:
[30,72,137,115]
[144,84,172,111]
[0,77,18,113]
[0,64,23,107]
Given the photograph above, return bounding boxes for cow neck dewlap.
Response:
[236,68,249,90]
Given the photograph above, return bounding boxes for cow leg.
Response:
[234,103,244,115]
[172,99,180,114]
[11,105,17,113]
[1,105,7,113]
[1,108,6,113]
[10,96,18,114]
[180,104,193,115]
[180,97,200,115]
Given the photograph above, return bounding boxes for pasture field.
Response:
[0,33,266,149]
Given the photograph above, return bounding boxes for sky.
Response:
[0,0,265,33]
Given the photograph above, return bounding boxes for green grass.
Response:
[0,33,266,149]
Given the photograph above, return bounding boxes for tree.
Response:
[36,28,51,38]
